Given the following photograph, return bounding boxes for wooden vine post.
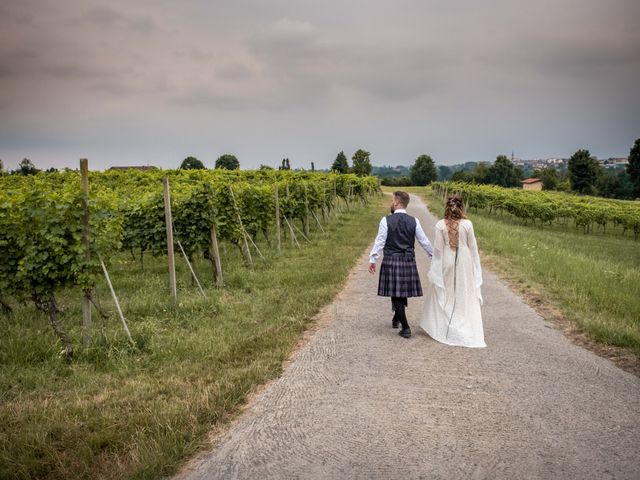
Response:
[80,158,92,346]
[275,184,282,251]
[285,184,294,246]
[228,186,253,267]
[209,223,223,287]
[99,255,134,345]
[176,239,205,296]
[163,178,177,306]
[303,182,310,237]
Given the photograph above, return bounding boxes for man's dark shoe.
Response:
[392,318,399,329]
[399,328,411,338]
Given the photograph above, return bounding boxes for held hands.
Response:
[368,263,376,274]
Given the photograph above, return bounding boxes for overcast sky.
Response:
[1,0,639,171]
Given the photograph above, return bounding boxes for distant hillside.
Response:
[372,165,410,178]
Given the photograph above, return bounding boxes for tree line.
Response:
[0,154,243,175]
[184,148,376,176]
[5,138,639,200]
[375,138,640,200]
[2,150,359,175]
[445,140,639,200]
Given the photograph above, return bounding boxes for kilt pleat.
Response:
[378,254,422,297]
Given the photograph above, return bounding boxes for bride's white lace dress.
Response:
[420,219,486,348]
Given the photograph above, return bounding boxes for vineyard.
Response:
[0,168,380,359]
[432,182,640,237]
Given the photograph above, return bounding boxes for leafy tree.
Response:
[520,166,535,179]
[372,165,410,178]
[614,171,635,199]
[533,166,559,190]
[410,154,437,186]
[180,156,205,170]
[259,164,273,170]
[627,138,640,198]
[351,149,372,176]
[597,169,634,199]
[451,170,472,182]
[331,151,349,173]
[215,154,240,170]
[471,162,490,184]
[381,176,412,186]
[488,155,522,187]
[568,149,600,194]
[596,170,618,199]
[16,158,39,176]
[45,167,58,174]
[437,165,452,181]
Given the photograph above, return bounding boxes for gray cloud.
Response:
[83,5,157,33]
[173,48,216,61]
[43,63,124,80]
[481,33,640,77]
[175,90,257,111]
[216,61,255,81]
[0,4,34,25]
[252,18,320,49]
[84,5,125,26]
[0,48,40,78]
[0,0,638,169]
[247,20,455,103]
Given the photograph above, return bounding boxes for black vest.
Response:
[383,213,417,257]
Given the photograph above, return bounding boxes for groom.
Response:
[368,191,433,338]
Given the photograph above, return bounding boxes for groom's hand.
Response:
[368,263,376,274]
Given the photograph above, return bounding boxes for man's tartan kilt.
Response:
[377,254,423,298]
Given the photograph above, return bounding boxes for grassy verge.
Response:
[404,186,640,368]
[0,196,387,480]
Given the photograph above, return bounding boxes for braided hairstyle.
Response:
[444,195,466,249]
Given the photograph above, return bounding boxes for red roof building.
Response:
[521,178,543,191]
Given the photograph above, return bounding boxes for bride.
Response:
[420,195,486,348]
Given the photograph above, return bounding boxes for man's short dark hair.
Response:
[394,191,410,207]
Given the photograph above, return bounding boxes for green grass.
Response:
[0,196,387,480]
[406,186,640,357]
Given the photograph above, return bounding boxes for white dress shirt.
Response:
[369,209,433,263]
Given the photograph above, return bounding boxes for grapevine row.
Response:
[432,182,640,237]
[0,169,380,357]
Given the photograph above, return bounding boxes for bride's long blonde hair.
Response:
[444,195,466,249]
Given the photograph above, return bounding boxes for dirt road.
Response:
[175,194,640,480]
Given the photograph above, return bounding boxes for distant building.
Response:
[600,157,628,169]
[522,178,542,191]
[108,166,158,171]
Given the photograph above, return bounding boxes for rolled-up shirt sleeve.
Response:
[369,217,387,263]
[415,219,433,257]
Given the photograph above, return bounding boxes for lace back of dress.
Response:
[444,195,465,250]
[446,219,460,249]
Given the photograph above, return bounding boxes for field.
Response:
[3,174,639,479]
[0,170,385,479]
[410,185,640,365]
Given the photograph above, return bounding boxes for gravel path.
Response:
[175,194,640,480]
